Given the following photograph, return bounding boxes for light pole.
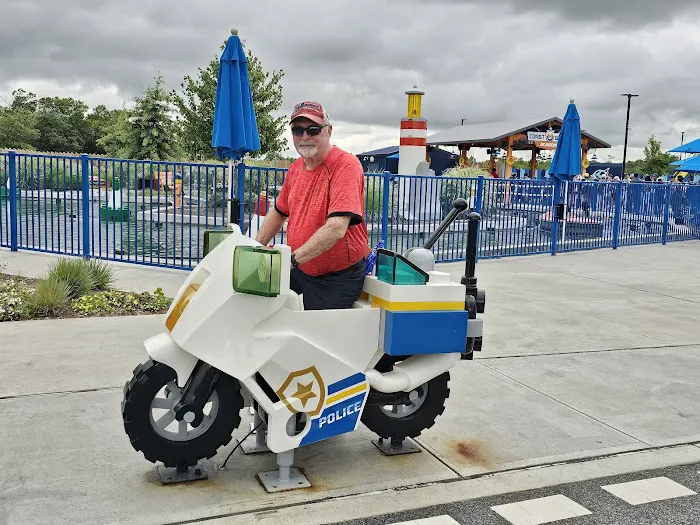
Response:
[681,131,686,160]
[621,93,639,179]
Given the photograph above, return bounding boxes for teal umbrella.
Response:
[211,29,261,223]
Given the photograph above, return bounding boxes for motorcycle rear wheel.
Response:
[361,371,450,441]
[122,359,243,468]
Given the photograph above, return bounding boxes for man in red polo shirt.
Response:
[255,101,370,310]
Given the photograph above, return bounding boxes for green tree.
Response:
[128,75,180,160]
[100,75,181,160]
[84,105,123,155]
[0,106,39,149]
[34,96,89,152]
[97,109,134,158]
[173,41,287,160]
[10,89,38,112]
[246,49,287,158]
[173,58,219,160]
[640,136,677,175]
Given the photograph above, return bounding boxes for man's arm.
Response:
[255,208,287,245]
[292,216,350,265]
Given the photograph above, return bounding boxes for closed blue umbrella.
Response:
[212,29,261,223]
[548,100,582,246]
[549,100,582,182]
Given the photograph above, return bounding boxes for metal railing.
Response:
[1,150,699,270]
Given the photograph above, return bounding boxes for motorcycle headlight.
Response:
[233,246,281,297]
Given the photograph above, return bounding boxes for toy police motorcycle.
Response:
[121,199,485,489]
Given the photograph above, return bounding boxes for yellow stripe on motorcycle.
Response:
[370,296,463,312]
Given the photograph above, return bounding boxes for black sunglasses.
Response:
[291,125,327,137]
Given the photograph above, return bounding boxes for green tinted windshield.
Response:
[375,249,428,285]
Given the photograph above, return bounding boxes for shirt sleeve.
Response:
[274,170,292,217]
[327,156,364,226]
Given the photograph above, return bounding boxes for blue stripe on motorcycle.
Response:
[328,373,365,395]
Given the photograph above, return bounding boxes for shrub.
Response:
[85,259,114,291]
[47,258,95,299]
[71,288,172,316]
[0,279,30,321]
[27,277,70,317]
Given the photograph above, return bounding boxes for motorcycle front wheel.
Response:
[121,359,243,468]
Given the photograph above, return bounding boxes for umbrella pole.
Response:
[561,180,569,245]
[227,159,235,226]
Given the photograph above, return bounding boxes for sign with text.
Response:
[527,130,559,150]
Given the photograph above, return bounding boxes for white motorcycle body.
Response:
[138,224,480,455]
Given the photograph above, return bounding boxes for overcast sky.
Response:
[2,0,700,161]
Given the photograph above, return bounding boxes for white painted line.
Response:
[491,494,592,525]
[602,476,696,505]
[389,517,459,525]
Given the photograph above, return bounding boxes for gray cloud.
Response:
[413,0,700,25]
[1,0,699,158]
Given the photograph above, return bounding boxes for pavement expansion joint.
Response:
[477,362,654,447]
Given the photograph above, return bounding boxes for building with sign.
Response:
[426,117,610,178]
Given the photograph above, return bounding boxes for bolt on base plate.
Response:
[157,463,208,484]
[258,468,311,492]
[373,437,422,456]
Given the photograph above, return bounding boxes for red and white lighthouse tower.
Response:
[398,86,427,176]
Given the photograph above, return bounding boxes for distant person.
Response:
[490,167,499,179]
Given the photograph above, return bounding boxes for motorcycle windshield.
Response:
[233,246,281,297]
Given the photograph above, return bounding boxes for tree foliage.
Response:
[172,43,287,161]
[625,136,677,175]
[245,49,287,158]
[0,106,39,150]
[173,58,219,161]
[1,39,286,162]
[99,75,181,160]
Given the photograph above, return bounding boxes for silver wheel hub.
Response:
[149,381,220,441]
[380,385,428,418]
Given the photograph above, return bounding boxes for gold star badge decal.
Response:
[293,381,317,407]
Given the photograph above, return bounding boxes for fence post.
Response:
[237,161,246,231]
[661,183,671,245]
[475,176,485,213]
[550,181,560,256]
[81,154,91,259]
[612,180,623,249]
[8,151,18,251]
[475,176,485,263]
[381,170,390,247]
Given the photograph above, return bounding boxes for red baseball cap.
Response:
[290,101,330,125]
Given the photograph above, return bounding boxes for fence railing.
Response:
[1,151,699,270]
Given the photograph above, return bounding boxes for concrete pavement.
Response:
[1,242,699,524]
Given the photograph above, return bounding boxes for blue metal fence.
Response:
[1,151,699,269]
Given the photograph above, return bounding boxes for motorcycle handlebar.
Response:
[422,198,469,250]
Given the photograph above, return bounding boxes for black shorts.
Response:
[290,259,367,310]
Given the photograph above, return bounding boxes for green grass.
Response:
[27,277,70,316]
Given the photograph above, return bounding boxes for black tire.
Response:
[361,371,450,441]
[121,359,243,468]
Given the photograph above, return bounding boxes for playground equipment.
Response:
[121,199,485,490]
